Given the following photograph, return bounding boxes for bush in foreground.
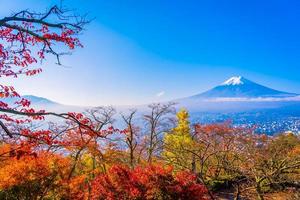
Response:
[91,165,208,200]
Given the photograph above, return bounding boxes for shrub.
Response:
[91,165,208,200]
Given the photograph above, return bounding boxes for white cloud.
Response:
[204,96,300,102]
[156,91,165,97]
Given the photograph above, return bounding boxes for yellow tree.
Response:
[163,108,194,171]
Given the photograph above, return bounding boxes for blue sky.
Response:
[0,0,299,106]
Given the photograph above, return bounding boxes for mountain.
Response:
[190,76,298,99]
[175,76,300,134]
[1,95,87,114]
[22,95,59,105]
[2,95,59,107]
[0,77,299,134]
[3,77,298,112]
[176,76,300,112]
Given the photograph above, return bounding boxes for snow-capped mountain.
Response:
[1,77,299,134]
[221,76,245,85]
[175,76,300,112]
[3,76,299,113]
[190,76,298,99]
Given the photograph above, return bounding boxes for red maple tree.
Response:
[0,5,92,157]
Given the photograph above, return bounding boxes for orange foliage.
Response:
[0,150,70,190]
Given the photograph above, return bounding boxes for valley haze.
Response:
[10,76,300,135]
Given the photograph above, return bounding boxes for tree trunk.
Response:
[197,173,215,200]
[234,183,240,200]
[191,154,196,173]
[130,145,134,168]
[147,147,153,163]
[256,184,264,200]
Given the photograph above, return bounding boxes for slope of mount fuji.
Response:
[176,76,300,112]
[191,76,298,99]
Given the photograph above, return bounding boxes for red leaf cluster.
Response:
[90,165,208,200]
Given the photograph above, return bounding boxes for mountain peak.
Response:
[221,76,246,86]
[189,76,298,99]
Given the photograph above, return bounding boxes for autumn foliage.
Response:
[0,145,208,199]
[0,149,70,199]
[0,4,88,152]
[1,5,300,200]
[90,165,207,200]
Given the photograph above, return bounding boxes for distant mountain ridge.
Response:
[22,95,59,105]
[1,77,299,134]
[2,95,59,106]
[190,76,298,99]
[3,76,299,112]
